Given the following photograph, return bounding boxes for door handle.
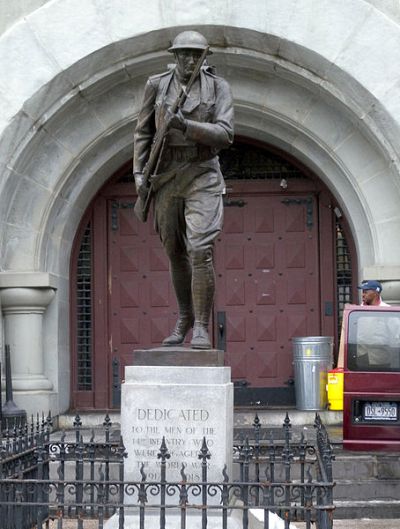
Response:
[216,311,226,351]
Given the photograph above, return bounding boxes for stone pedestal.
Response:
[106,347,268,529]
[1,287,55,391]
[0,287,56,415]
[133,347,224,367]
[121,348,233,485]
[106,347,241,528]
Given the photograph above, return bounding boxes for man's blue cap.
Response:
[357,280,382,293]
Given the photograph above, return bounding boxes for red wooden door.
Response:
[108,199,177,386]
[107,188,320,406]
[71,144,338,409]
[214,185,320,400]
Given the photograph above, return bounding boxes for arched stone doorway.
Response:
[70,140,356,410]
[2,9,400,416]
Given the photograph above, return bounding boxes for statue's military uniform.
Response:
[133,32,234,348]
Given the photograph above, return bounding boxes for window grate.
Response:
[76,222,92,391]
[121,144,308,183]
[220,144,307,180]
[336,220,352,338]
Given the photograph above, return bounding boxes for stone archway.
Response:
[1,2,400,414]
[70,141,354,410]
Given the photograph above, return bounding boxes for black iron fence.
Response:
[0,413,334,529]
[0,413,53,529]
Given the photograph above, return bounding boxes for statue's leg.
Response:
[154,189,194,346]
[162,253,194,345]
[185,183,224,349]
[190,247,215,349]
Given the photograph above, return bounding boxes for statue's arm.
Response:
[184,77,234,149]
[133,79,157,176]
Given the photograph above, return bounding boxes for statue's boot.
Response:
[191,322,211,349]
[190,248,214,350]
[163,256,194,346]
[163,315,194,346]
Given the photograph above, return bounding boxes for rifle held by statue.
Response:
[133,46,209,222]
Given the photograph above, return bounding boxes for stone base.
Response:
[132,347,224,366]
[13,390,58,418]
[105,507,300,528]
[13,373,53,391]
[105,510,244,528]
[121,363,233,484]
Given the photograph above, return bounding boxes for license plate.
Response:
[363,401,398,421]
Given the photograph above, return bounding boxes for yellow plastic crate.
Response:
[327,368,344,411]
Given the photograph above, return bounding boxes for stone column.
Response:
[381,280,400,305]
[0,287,55,392]
[0,294,3,360]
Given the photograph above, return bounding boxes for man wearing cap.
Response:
[358,280,390,306]
[356,280,398,369]
[133,31,234,349]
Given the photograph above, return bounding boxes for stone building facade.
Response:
[0,0,400,416]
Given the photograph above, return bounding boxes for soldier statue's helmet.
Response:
[168,31,212,54]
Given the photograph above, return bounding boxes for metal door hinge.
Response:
[223,198,247,208]
[111,201,135,231]
[216,311,226,351]
[111,357,121,407]
[281,196,313,229]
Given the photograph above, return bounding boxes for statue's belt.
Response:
[148,146,217,191]
[162,145,214,163]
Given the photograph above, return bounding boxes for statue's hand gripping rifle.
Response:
[134,46,209,222]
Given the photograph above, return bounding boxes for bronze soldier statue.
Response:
[133,31,234,349]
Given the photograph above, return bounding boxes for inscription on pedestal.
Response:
[121,365,233,484]
[130,406,216,481]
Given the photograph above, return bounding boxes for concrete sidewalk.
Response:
[46,517,400,528]
[297,521,400,528]
[333,521,399,528]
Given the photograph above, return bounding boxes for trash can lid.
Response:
[292,336,334,343]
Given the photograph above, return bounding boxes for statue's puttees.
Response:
[133,31,234,349]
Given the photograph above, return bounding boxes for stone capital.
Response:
[0,287,55,314]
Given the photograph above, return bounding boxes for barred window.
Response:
[76,222,92,391]
[219,144,306,180]
[336,220,353,337]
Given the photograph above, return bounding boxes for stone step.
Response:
[334,478,400,501]
[333,450,400,480]
[334,500,400,519]
[233,408,342,428]
[56,411,121,430]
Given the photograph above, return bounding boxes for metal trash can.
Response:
[292,336,334,410]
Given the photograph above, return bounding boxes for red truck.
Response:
[342,304,400,451]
